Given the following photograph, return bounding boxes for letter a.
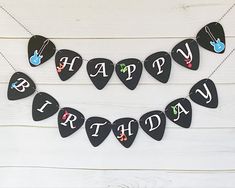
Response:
[173,103,189,122]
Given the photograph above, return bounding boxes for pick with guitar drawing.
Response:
[144,51,171,83]
[139,110,166,141]
[112,118,139,148]
[55,49,83,81]
[8,72,36,100]
[85,117,111,147]
[58,107,85,138]
[28,35,56,67]
[32,92,59,121]
[165,98,192,128]
[87,58,114,90]
[196,22,225,54]
[171,39,200,70]
[115,58,143,90]
[189,78,218,108]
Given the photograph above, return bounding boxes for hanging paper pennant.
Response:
[87,58,114,90]
[165,98,192,128]
[32,92,59,121]
[28,35,56,67]
[112,118,138,148]
[58,107,85,138]
[189,78,218,108]
[144,51,171,83]
[196,22,225,54]
[8,72,36,100]
[115,58,142,90]
[171,39,200,70]
[55,49,83,81]
[139,110,166,141]
[85,117,111,147]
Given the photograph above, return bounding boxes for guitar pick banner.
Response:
[7,21,229,148]
[1,3,234,149]
[8,71,219,148]
[28,22,226,90]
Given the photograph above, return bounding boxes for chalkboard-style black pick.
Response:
[139,110,166,141]
[85,117,111,147]
[115,58,142,90]
[190,78,218,108]
[32,92,59,121]
[144,51,171,83]
[58,107,85,138]
[28,35,56,67]
[112,118,139,148]
[165,98,192,128]
[8,72,36,100]
[87,58,114,90]
[171,39,200,70]
[196,22,225,54]
[55,49,83,81]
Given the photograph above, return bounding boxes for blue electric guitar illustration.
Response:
[30,39,49,65]
[205,26,225,53]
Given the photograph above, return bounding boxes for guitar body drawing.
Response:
[29,39,49,66]
[205,26,225,53]
[30,50,43,66]
[209,38,225,53]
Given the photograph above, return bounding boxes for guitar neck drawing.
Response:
[205,26,217,42]
[38,39,49,56]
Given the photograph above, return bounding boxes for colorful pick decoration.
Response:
[112,118,139,148]
[55,49,83,81]
[196,22,225,54]
[58,107,85,138]
[8,72,36,100]
[115,58,143,90]
[28,35,56,67]
[171,39,200,70]
[165,98,192,128]
[189,78,218,108]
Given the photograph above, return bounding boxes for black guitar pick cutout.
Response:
[55,49,83,81]
[32,92,59,121]
[171,39,200,70]
[8,72,36,100]
[58,107,85,138]
[112,118,138,148]
[144,51,171,83]
[115,58,142,90]
[85,117,111,147]
[87,58,114,90]
[196,22,225,54]
[165,98,192,128]
[28,35,56,67]
[139,110,166,141]
[190,78,218,108]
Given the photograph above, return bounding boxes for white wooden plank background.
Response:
[0,0,235,187]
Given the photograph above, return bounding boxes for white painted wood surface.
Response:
[0,0,234,187]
